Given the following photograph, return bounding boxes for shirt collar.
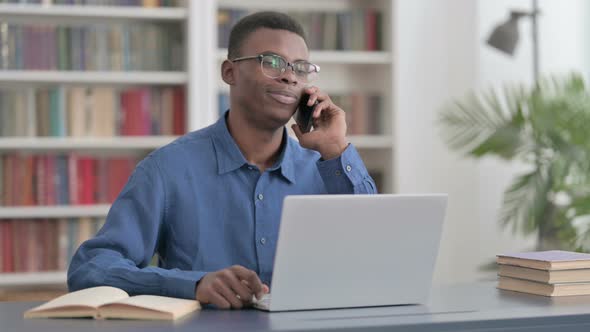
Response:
[211,111,296,184]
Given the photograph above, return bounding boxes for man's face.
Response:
[230,28,309,130]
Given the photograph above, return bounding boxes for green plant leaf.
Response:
[439,73,590,250]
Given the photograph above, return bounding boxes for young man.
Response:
[68,11,377,309]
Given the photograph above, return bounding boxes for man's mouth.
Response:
[267,90,298,105]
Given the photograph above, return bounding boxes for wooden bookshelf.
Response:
[0,2,190,288]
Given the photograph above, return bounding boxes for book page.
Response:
[99,295,200,320]
[27,286,129,313]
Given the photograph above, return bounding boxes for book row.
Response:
[0,86,186,137]
[1,154,138,206]
[0,23,184,71]
[0,218,103,273]
[218,9,383,51]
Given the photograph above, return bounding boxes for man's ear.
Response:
[221,60,236,85]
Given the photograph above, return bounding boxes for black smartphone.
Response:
[295,93,317,133]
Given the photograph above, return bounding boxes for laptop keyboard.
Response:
[253,293,271,309]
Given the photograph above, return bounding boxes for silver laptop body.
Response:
[254,194,447,312]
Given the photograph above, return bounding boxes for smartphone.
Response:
[294,93,317,133]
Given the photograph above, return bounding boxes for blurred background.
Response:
[0,0,589,301]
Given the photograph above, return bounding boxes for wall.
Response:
[396,0,590,284]
[394,0,482,284]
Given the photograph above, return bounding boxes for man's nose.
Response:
[279,65,298,85]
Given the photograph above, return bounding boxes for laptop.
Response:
[254,194,447,312]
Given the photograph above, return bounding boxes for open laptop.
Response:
[254,194,447,312]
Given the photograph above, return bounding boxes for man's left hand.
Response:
[291,86,348,160]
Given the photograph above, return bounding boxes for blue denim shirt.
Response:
[68,112,377,299]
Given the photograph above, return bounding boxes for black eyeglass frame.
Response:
[231,53,320,82]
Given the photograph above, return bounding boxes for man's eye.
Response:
[263,57,282,68]
[295,63,311,73]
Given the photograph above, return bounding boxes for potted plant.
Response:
[438,73,590,251]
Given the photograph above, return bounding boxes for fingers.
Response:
[312,99,332,118]
[207,290,232,309]
[304,86,328,107]
[291,123,303,140]
[231,265,266,299]
[303,86,340,120]
[196,266,267,310]
[212,278,244,309]
[219,268,255,303]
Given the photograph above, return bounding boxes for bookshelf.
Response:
[0,0,397,287]
[0,1,190,288]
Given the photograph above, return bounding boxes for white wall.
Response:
[394,0,482,284]
[396,0,590,285]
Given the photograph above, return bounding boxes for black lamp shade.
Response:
[486,16,520,55]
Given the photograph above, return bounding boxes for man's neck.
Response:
[226,110,284,173]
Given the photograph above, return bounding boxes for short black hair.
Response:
[228,11,308,59]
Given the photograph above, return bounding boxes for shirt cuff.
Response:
[316,143,371,192]
[163,271,209,299]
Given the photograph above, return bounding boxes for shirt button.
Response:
[346,165,352,172]
[258,194,264,201]
[335,170,342,176]
[260,237,267,245]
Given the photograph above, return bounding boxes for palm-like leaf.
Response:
[439,85,528,160]
[500,167,552,236]
[439,73,590,250]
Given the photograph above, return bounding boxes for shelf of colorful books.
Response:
[0,71,187,85]
[0,271,66,287]
[0,3,187,22]
[0,136,179,151]
[0,205,110,219]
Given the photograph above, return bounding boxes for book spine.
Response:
[1,221,14,272]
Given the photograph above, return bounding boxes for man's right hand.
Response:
[195,265,269,309]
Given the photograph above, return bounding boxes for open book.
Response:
[24,286,200,320]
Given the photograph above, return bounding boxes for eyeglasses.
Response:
[231,53,320,83]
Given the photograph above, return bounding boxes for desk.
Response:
[2,281,590,332]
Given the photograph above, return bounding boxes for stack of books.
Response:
[496,250,590,296]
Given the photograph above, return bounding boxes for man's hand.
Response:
[292,86,348,160]
[195,265,269,309]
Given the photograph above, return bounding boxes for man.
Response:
[68,11,377,310]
